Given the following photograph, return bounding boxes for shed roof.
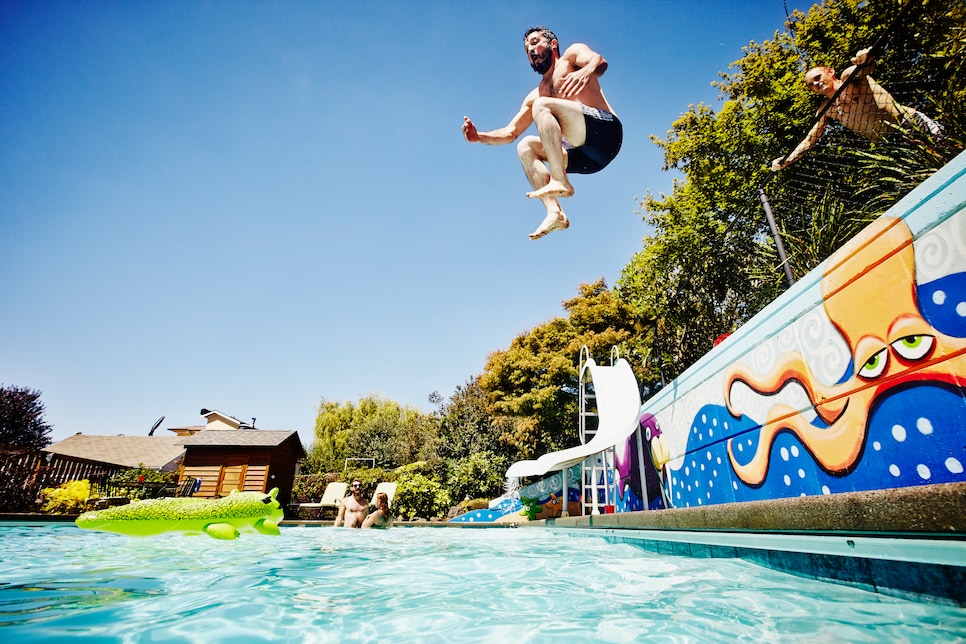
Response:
[179,429,305,456]
[44,434,187,469]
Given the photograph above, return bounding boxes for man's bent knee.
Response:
[533,96,584,116]
[532,98,585,146]
[517,135,542,159]
[531,96,555,116]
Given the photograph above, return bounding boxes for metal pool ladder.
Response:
[578,346,618,515]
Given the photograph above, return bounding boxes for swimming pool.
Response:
[1,523,963,642]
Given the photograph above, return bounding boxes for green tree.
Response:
[344,395,438,468]
[343,395,403,467]
[446,450,509,502]
[436,376,507,461]
[392,469,452,521]
[0,384,53,450]
[307,394,438,473]
[307,398,355,472]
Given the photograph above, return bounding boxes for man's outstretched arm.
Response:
[463,91,537,145]
[772,114,829,171]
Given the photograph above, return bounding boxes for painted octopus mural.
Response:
[656,212,966,509]
[726,216,966,485]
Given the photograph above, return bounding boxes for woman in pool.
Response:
[362,492,392,529]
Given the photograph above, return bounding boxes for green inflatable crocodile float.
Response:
[76,488,284,540]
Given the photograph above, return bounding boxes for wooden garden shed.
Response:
[176,410,305,508]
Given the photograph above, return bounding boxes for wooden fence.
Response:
[0,450,128,510]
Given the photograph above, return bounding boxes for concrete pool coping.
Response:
[543,481,966,534]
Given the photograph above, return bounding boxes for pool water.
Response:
[1,523,963,642]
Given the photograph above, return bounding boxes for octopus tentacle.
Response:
[724,351,846,425]
[728,396,866,485]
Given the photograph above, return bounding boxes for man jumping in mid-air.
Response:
[462,27,622,240]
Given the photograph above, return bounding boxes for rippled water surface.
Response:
[1,523,963,642]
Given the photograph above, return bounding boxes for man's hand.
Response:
[851,47,872,66]
[462,116,480,143]
[556,67,594,99]
[771,157,785,172]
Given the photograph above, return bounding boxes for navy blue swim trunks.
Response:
[564,104,623,174]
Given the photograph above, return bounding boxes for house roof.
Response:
[200,409,243,428]
[179,429,306,456]
[45,434,187,469]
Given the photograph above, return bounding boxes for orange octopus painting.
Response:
[723,216,966,486]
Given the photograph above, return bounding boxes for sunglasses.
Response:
[351,483,362,489]
[805,72,826,87]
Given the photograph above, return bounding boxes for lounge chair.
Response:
[159,477,198,498]
[298,481,348,519]
[176,477,198,497]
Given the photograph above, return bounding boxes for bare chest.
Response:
[832,88,863,117]
[540,61,578,98]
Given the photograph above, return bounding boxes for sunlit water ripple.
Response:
[0,523,963,642]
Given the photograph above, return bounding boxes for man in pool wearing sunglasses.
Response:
[772,47,942,171]
[333,480,369,528]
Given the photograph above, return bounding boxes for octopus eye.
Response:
[891,335,935,361]
[858,348,888,379]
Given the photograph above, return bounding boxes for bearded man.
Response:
[462,27,622,239]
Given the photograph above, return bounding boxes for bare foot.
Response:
[527,180,574,200]
[529,211,570,240]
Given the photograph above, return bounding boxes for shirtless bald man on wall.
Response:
[462,27,622,240]
[772,47,942,171]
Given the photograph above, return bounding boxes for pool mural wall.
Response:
[617,152,966,511]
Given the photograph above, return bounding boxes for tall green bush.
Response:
[393,473,451,521]
[446,451,508,502]
[291,472,335,503]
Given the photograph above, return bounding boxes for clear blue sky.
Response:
[1,0,808,449]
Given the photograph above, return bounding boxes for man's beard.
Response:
[530,51,553,74]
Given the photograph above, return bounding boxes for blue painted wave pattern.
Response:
[920,272,966,338]
[448,509,510,523]
[668,385,966,508]
[449,497,522,523]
